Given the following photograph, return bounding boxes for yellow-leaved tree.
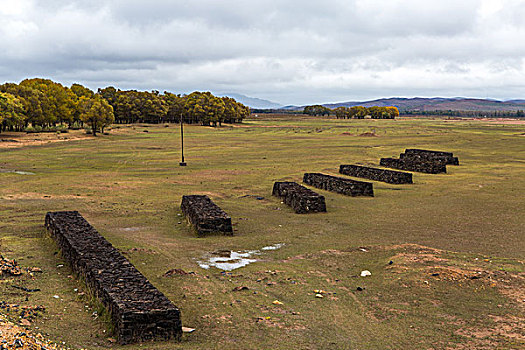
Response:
[79,95,114,136]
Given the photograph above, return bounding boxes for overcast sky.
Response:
[1,0,525,105]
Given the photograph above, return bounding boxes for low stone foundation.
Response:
[400,149,459,165]
[380,158,447,174]
[303,173,374,197]
[339,164,413,184]
[272,182,327,213]
[181,195,233,236]
[45,211,182,344]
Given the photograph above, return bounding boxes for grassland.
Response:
[0,116,524,349]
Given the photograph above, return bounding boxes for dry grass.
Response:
[0,117,524,349]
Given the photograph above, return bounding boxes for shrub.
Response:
[69,121,82,130]
[25,125,43,133]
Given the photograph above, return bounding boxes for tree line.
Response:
[401,109,525,118]
[0,78,250,134]
[303,105,399,119]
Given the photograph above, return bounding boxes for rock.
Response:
[360,270,372,277]
[163,269,188,277]
[232,286,249,292]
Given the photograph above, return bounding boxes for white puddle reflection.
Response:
[197,243,285,271]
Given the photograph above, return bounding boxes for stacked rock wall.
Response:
[303,173,374,197]
[380,158,447,174]
[45,211,182,344]
[272,182,327,213]
[400,149,459,165]
[181,195,233,236]
[339,164,413,184]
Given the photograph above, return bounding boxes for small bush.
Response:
[57,125,69,133]
[25,125,43,133]
[69,121,82,130]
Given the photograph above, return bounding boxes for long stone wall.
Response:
[181,195,233,236]
[272,182,327,213]
[303,173,374,197]
[400,149,459,165]
[45,211,181,344]
[380,158,447,174]
[339,164,413,184]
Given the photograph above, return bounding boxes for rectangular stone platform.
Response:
[303,173,374,197]
[45,211,181,344]
[181,195,233,236]
[339,164,413,184]
[272,182,327,213]
[400,149,459,165]
[380,157,447,174]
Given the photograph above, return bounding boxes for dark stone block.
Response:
[400,149,459,165]
[272,182,326,213]
[303,173,374,197]
[380,158,447,174]
[45,211,182,344]
[180,195,233,236]
[339,164,413,184]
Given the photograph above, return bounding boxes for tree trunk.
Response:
[91,120,97,136]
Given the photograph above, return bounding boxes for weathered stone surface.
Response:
[380,158,447,174]
[45,211,181,344]
[303,173,374,197]
[272,182,327,213]
[181,195,233,236]
[339,164,413,184]
[400,149,459,165]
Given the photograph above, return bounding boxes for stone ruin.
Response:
[400,149,459,165]
[339,164,413,184]
[272,182,327,214]
[380,157,447,174]
[45,211,182,344]
[181,195,233,236]
[303,173,374,197]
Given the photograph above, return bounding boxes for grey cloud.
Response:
[1,0,525,104]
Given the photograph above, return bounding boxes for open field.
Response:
[1,116,524,349]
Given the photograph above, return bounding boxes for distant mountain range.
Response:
[217,92,283,109]
[284,97,525,112]
[220,93,525,112]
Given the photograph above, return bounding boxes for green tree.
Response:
[349,106,367,119]
[79,96,114,136]
[0,92,25,132]
[303,105,331,116]
[184,92,225,126]
[334,106,351,119]
[20,78,76,125]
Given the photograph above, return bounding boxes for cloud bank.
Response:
[1,0,524,104]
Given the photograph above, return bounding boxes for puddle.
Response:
[197,243,285,271]
[0,169,36,175]
[261,243,285,251]
[119,227,142,232]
